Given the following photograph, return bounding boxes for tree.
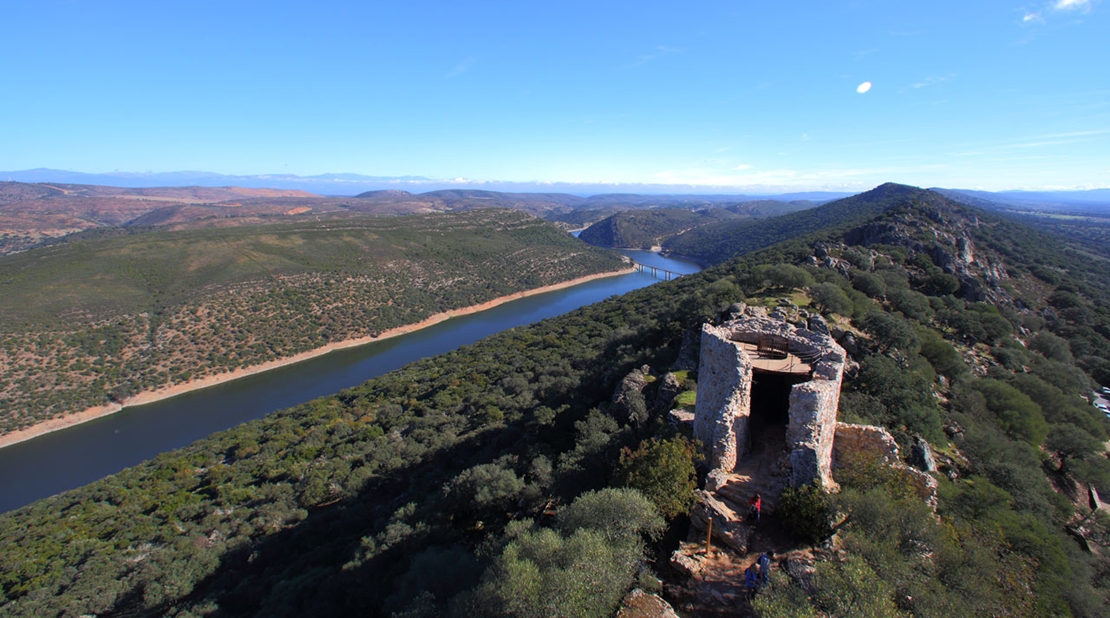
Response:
[852,272,887,299]
[1029,331,1072,363]
[809,282,854,316]
[444,461,525,516]
[751,264,814,291]
[556,487,664,544]
[860,312,918,355]
[468,489,664,618]
[614,436,699,519]
[917,329,967,379]
[970,379,1049,446]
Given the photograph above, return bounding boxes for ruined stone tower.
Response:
[694,306,846,489]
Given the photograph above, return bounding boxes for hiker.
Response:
[744,564,759,600]
[747,493,762,524]
[758,550,773,585]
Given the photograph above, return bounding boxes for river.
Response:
[0,249,700,514]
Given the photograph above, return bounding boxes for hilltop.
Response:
[2,182,1109,617]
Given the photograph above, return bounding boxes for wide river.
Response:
[0,250,700,514]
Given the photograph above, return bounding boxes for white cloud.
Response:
[735,164,753,170]
[1054,0,1090,10]
[1023,12,1044,22]
[856,81,872,93]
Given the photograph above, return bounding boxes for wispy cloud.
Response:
[1020,0,1093,27]
[948,129,1110,156]
[1054,0,1090,11]
[626,45,681,67]
[899,74,954,93]
[447,57,475,77]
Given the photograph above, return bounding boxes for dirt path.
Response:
[0,266,635,449]
[666,512,808,617]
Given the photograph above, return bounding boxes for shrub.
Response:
[614,436,699,519]
[778,484,833,545]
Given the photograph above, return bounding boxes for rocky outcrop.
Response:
[654,372,682,414]
[612,365,652,426]
[832,423,939,510]
[690,490,752,554]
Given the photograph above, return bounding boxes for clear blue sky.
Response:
[2,1,1107,192]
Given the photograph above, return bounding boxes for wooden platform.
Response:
[740,342,812,375]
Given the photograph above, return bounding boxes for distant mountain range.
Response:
[0,168,854,200]
[934,187,1110,213]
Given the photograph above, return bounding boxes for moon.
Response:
[856,81,872,94]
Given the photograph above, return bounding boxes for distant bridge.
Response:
[631,261,685,281]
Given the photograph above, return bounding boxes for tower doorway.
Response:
[746,369,811,459]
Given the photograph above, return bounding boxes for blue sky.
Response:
[1,1,1107,192]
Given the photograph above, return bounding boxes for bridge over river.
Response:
[631,260,687,280]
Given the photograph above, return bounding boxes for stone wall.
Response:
[787,380,842,488]
[693,323,751,472]
[694,308,846,488]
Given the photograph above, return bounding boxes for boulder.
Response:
[617,589,680,618]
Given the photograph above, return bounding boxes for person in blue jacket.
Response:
[744,564,759,600]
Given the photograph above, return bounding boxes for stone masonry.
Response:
[694,307,847,489]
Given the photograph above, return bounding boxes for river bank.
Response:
[0,266,635,450]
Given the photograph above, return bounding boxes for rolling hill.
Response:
[0,209,627,436]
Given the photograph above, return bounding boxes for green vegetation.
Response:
[578,208,735,249]
[614,436,699,519]
[0,209,626,434]
[3,184,1110,616]
[663,183,945,264]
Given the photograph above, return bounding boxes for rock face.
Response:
[832,423,939,510]
[694,308,846,488]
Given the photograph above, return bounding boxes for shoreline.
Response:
[0,266,635,449]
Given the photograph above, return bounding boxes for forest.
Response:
[1,184,1109,617]
[0,209,626,435]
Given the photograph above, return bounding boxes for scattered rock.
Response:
[668,409,695,428]
[909,436,937,472]
[617,589,680,618]
[807,314,831,336]
[669,550,705,578]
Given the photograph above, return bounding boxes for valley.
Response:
[2,183,1109,617]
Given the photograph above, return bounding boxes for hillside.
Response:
[0,209,626,437]
[2,183,1110,617]
[578,208,737,249]
[578,200,814,250]
[663,183,941,265]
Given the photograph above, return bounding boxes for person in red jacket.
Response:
[747,493,762,524]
